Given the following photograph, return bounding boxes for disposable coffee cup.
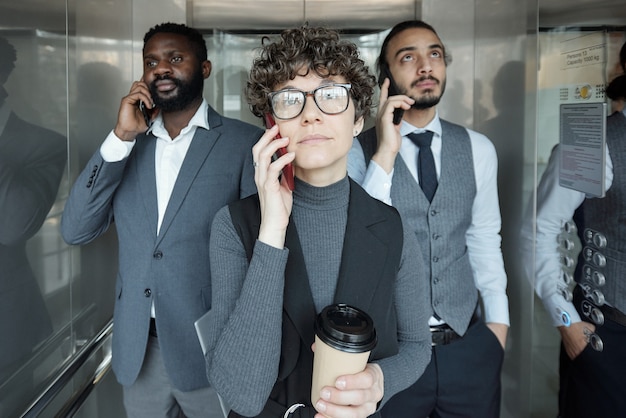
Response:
[311,303,377,406]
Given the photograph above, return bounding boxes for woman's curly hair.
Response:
[246,26,376,122]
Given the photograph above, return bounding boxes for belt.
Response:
[149,318,158,337]
[575,285,626,327]
[430,311,479,346]
[602,304,626,327]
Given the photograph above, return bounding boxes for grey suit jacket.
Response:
[61,105,263,391]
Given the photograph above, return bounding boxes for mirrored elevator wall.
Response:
[0,0,184,415]
[1,0,625,416]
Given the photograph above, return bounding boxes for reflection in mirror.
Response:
[524,18,625,417]
[0,34,67,416]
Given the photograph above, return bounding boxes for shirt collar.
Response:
[400,110,442,138]
[148,98,210,139]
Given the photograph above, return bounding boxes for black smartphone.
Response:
[139,100,152,128]
[381,65,404,125]
[263,113,295,191]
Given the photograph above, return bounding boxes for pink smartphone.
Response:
[264,113,295,191]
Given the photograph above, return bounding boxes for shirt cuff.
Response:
[100,130,136,162]
[541,293,581,327]
[481,293,510,326]
[362,161,393,205]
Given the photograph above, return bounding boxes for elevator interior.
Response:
[1,0,625,417]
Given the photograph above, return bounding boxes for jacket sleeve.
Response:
[61,150,128,245]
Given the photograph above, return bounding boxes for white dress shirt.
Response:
[520,112,618,326]
[348,112,510,326]
[100,99,210,232]
[99,99,210,318]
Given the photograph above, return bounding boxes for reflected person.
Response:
[61,23,262,418]
[521,63,626,418]
[73,62,124,336]
[0,35,65,386]
[607,73,626,114]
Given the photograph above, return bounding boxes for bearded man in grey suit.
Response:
[61,23,262,418]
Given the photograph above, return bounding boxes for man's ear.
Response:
[202,60,212,79]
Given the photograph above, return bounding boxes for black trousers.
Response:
[381,320,503,418]
[559,296,626,417]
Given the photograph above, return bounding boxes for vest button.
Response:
[432,233,440,240]
[432,256,439,262]
[593,271,606,287]
[433,277,439,284]
[592,252,606,268]
[153,250,163,259]
[144,288,152,297]
[430,210,438,216]
[593,233,607,249]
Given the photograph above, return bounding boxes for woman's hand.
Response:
[253,124,296,249]
[313,363,384,418]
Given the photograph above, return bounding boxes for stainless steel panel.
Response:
[540,0,626,27]
[193,0,305,29]
[192,0,419,30]
[304,0,418,29]
[0,3,70,416]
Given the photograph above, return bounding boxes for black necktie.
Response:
[407,131,437,202]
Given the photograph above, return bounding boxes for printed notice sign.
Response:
[560,34,604,73]
[559,103,606,197]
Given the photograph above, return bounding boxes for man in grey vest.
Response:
[522,65,626,417]
[348,20,509,417]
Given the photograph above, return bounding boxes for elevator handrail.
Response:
[53,350,112,417]
[20,319,113,418]
[0,303,98,395]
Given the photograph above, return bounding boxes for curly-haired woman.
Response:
[195,26,431,418]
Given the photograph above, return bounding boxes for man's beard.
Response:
[403,76,446,110]
[149,69,204,112]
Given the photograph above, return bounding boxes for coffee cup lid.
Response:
[314,304,377,353]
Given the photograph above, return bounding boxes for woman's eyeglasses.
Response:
[268,83,352,120]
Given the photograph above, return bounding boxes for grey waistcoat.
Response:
[575,111,626,314]
[358,119,478,335]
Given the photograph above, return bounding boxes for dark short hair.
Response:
[143,22,207,62]
[0,36,17,80]
[620,41,626,73]
[607,74,626,101]
[246,26,376,121]
[376,20,450,86]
